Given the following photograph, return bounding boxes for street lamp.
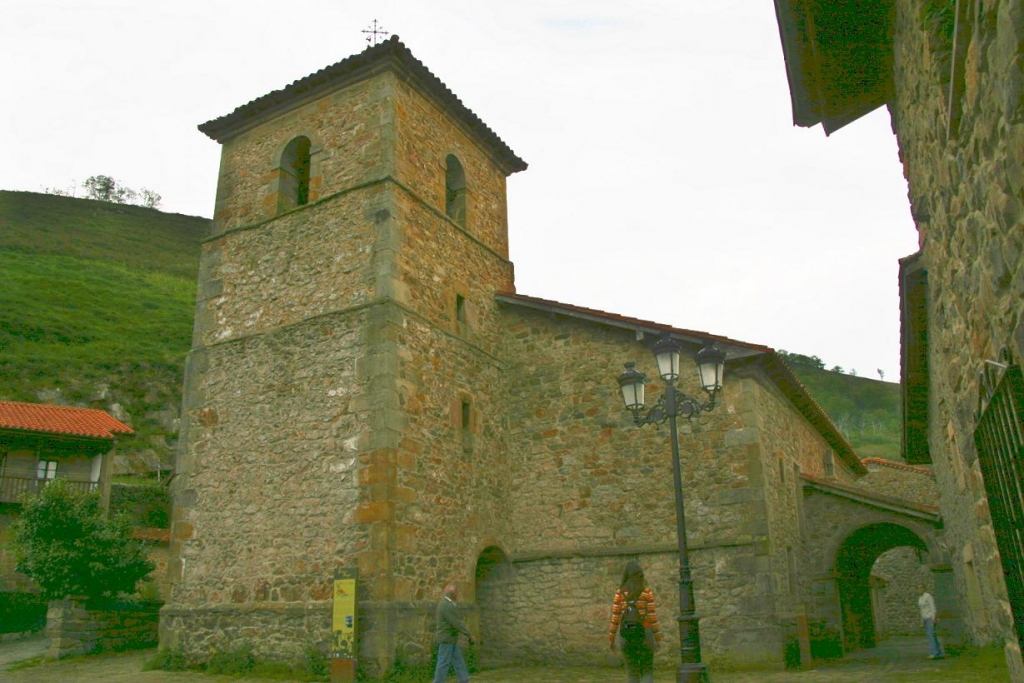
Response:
[617,333,726,683]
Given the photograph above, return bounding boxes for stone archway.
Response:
[474,545,514,667]
[832,522,930,651]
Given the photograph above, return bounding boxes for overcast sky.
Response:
[2,1,919,380]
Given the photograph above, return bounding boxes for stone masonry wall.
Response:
[168,74,395,660]
[744,367,861,631]
[392,77,512,259]
[360,75,519,665]
[872,546,931,637]
[168,61,521,674]
[497,310,863,668]
[47,599,160,659]
[890,1,1024,675]
[210,77,390,232]
[167,310,370,660]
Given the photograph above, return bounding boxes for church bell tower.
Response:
[164,36,526,673]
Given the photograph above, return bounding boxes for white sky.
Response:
[2,0,919,380]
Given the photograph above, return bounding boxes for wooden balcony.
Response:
[0,475,98,504]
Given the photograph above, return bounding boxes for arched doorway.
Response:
[833,522,929,651]
[474,545,514,667]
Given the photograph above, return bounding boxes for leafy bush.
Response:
[0,591,47,633]
[207,643,256,675]
[304,644,330,678]
[145,647,187,671]
[110,483,170,528]
[10,478,154,600]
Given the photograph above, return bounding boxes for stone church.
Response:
[162,36,943,673]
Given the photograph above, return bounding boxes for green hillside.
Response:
[781,353,902,460]
[0,190,208,462]
[0,190,901,466]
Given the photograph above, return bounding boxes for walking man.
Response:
[917,583,944,659]
[433,583,475,683]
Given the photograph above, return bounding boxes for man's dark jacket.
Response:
[435,597,471,645]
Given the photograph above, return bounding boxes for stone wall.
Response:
[167,60,520,674]
[872,547,931,637]
[47,598,160,658]
[890,1,1024,677]
[498,309,867,668]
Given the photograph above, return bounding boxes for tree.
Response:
[139,188,162,209]
[83,175,118,202]
[777,350,826,369]
[80,175,162,209]
[11,479,154,600]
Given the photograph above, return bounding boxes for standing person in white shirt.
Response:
[917,583,944,659]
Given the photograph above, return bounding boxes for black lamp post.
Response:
[617,333,726,683]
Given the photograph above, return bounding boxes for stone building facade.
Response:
[164,36,945,674]
[773,0,1024,678]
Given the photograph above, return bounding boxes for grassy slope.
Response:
[787,363,902,460]
[0,190,900,461]
[0,190,207,450]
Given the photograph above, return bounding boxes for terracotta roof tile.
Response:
[801,473,941,516]
[0,401,133,440]
[861,457,933,476]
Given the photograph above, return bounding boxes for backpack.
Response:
[619,593,645,643]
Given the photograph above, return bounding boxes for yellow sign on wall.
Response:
[332,568,358,659]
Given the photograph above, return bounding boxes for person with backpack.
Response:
[608,561,662,682]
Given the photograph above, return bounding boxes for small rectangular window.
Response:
[37,460,57,480]
[456,294,466,324]
[823,450,835,477]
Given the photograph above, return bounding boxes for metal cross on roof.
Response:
[362,19,389,46]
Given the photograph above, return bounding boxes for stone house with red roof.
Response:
[164,36,945,673]
[0,400,132,589]
[772,0,1024,678]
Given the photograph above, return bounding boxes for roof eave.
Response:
[495,292,768,360]
[802,475,942,524]
[198,36,527,176]
[772,0,893,135]
[737,354,868,476]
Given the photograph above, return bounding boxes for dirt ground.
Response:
[0,635,1007,682]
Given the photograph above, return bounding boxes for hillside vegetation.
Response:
[782,358,902,460]
[0,191,208,473]
[0,190,901,469]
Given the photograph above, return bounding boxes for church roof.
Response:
[0,400,133,441]
[801,473,941,523]
[497,291,866,475]
[198,36,527,175]
[861,457,933,476]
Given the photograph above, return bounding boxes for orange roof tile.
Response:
[0,401,133,440]
[861,457,934,476]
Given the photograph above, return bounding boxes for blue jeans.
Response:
[924,618,943,657]
[433,643,469,683]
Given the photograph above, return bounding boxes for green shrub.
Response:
[0,591,47,634]
[144,647,187,671]
[11,478,154,600]
[207,642,256,675]
[110,483,170,528]
[304,643,330,679]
